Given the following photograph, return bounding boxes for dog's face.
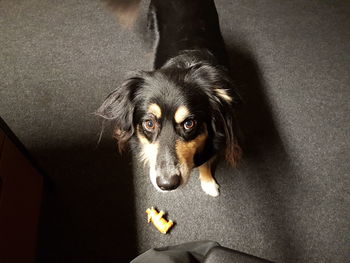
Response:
[97,62,241,191]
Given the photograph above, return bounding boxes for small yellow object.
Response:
[146,207,174,234]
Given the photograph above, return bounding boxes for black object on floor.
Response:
[131,241,272,263]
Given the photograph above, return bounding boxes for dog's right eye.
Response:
[143,119,156,132]
[183,119,196,130]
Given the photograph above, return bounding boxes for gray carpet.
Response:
[0,0,349,262]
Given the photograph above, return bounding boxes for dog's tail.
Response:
[103,0,142,28]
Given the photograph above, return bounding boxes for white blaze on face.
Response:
[136,103,164,190]
[137,130,161,190]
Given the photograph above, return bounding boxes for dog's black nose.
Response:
[156,175,180,191]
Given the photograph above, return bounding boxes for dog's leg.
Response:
[198,158,219,197]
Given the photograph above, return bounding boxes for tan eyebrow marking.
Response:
[148,103,162,118]
[174,106,190,123]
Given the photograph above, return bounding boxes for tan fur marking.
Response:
[198,159,214,183]
[174,106,190,123]
[175,125,208,171]
[148,103,162,119]
[214,88,232,103]
[198,157,219,197]
[198,162,212,183]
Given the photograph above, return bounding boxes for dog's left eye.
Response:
[143,119,156,132]
[183,119,196,130]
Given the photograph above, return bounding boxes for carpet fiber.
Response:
[0,0,349,262]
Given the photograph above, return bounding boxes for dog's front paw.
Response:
[201,180,220,197]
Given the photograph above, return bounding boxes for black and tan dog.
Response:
[97,0,241,197]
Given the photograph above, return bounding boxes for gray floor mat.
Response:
[0,0,349,262]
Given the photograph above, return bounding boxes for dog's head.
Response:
[97,62,241,191]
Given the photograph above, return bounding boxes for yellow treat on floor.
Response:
[146,207,174,234]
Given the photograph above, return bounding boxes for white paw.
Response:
[201,180,220,197]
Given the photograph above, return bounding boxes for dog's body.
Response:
[149,0,228,69]
[98,0,241,197]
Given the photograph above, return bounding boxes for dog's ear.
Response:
[187,63,242,165]
[210,93,242,166]
[96,72,145,151]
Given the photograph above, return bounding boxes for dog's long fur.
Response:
[97,0,241,196]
